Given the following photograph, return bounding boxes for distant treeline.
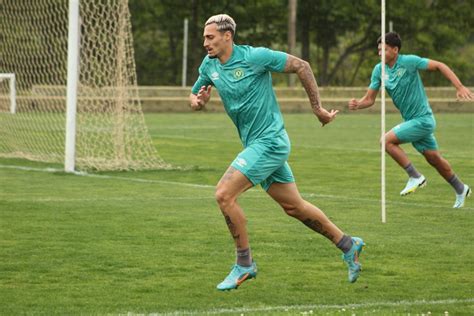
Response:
[129,0,474,87]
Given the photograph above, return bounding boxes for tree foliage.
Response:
[129,0,474,86]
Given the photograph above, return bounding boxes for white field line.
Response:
[0,164,214,189]
[1,164,472,210]
[134,297,474,315]
[1,196,215,202]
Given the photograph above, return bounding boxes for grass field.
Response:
[1,113,473,315]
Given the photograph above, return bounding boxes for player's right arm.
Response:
[189,85,212,110]
[190,59,213,111]
[348,89,379,110]
[349,64,380,111]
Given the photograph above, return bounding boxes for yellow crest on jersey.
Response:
[233,68,244,79]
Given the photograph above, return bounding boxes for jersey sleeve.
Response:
[368,64,381,90]
[403,54,429,71]
[191,59,212,95]
[247,47,288,73]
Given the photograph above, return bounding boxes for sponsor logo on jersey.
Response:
[211,72,219,80]
[236,157,247,168]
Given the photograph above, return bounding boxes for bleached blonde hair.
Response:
[205,14,236,37]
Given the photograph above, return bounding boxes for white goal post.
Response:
[65,0,80,173]
[0,0,169,172]
[0,73,16,114]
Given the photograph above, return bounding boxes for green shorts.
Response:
[231,133,295,191]
[392,115,438,153]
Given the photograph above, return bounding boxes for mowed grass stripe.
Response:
[1,163,473,211]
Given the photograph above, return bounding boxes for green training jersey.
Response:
[192,44,288,147]
[369,54,432,120]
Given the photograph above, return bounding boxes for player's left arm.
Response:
[283,54,338,126]
[426,60,473,100]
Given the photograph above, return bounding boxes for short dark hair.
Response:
[377,32,401,50]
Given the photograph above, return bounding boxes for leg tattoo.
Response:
[221,167,237,182]
[302,218,335,242]
[224,214,241,247]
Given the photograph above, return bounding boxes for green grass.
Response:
[0,113,473,315]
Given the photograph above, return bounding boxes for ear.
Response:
[224,31,232,41]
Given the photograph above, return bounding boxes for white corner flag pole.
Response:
[381,0,387,223]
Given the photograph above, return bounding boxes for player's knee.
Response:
[380,133,397,150]
[382,139,396,152]
[379,136,387,145]
[215,186,234,208]
[283,206,299,217]
[281,201,304,218]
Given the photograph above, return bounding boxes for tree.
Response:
[129,0,474,86]
[385,0,474,86]
[298,0,380,86]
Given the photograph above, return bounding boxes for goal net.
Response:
[0,0,169,171]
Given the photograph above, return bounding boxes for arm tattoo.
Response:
[302,218,335,242]
[284,55,321,111]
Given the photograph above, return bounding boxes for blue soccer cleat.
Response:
[400,175,426,196]
[453,184,471,209]
[216,262,257,291]
[342,237,365,283]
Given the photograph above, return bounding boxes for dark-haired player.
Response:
[349,32,472,208]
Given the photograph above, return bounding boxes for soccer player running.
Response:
[349,32,473,208]
[189,14,365,291]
